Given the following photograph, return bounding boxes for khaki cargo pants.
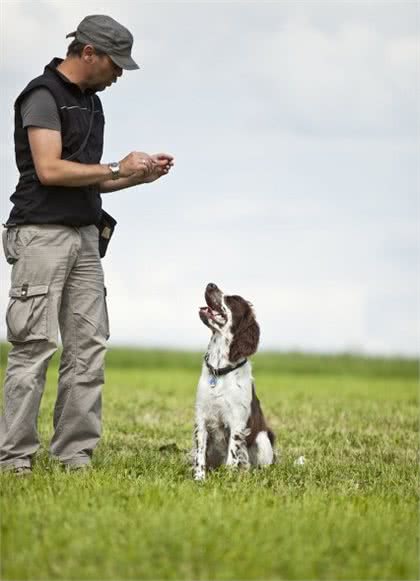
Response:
[0,224,109,470]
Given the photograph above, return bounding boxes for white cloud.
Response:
[246,17,417,138]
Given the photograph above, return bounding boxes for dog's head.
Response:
[199,283,260,362]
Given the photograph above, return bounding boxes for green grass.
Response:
[0,345,418,580]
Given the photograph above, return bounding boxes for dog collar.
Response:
[204,354,248,378]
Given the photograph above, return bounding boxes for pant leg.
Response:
[0,225,78,470]
[50,225,109,467]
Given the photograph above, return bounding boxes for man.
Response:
[0,14,174,474]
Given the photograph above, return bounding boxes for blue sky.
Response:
[0,1,418,355]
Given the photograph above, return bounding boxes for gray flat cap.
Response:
[66,14,139,70]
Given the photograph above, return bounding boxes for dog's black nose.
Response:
[207,283,217,291]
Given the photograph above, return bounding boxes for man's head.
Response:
[64,14,139,92]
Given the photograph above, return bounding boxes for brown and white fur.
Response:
[193,283,275,481]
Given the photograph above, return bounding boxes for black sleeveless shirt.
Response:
[6,57,105,227]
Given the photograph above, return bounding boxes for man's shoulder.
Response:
[20,86,60,131]
[20,87,58,115]
[16,73,62,109]
[21,87,56,106]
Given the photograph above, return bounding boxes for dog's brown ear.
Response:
[229,305,260,362]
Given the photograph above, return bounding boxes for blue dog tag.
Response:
[209,375,217,387]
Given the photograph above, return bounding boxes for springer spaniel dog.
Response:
[193,283,275,481]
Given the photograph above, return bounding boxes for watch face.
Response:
[109,162,120,179]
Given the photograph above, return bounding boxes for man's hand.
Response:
[100,152,174,193]
[118,151,155,178]
[127,152,174,185]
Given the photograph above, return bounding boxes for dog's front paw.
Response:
[193,468,206,481]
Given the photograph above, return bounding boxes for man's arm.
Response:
[28,127,173,189]
[28,127,113,187]
[99,174,140,193]
[24,89,172,188]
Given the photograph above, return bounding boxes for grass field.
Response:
[0,345,418,580]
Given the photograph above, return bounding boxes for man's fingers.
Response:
[155,152,173,159]
[153,157,171,166]
[152,153,174,162]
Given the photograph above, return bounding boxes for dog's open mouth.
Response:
[199,305,222,321]
[199,299,227,324]
[199,283,227,326]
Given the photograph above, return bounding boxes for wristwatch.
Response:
[108,162,120,180]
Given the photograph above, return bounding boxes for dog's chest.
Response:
[196,368,252,427]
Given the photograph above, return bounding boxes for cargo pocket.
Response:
[2,227,19,264]
[2,226,38,264]
[6,283,49,343]
[104,286,110,340]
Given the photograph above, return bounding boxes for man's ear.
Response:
[229,306,260,362]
